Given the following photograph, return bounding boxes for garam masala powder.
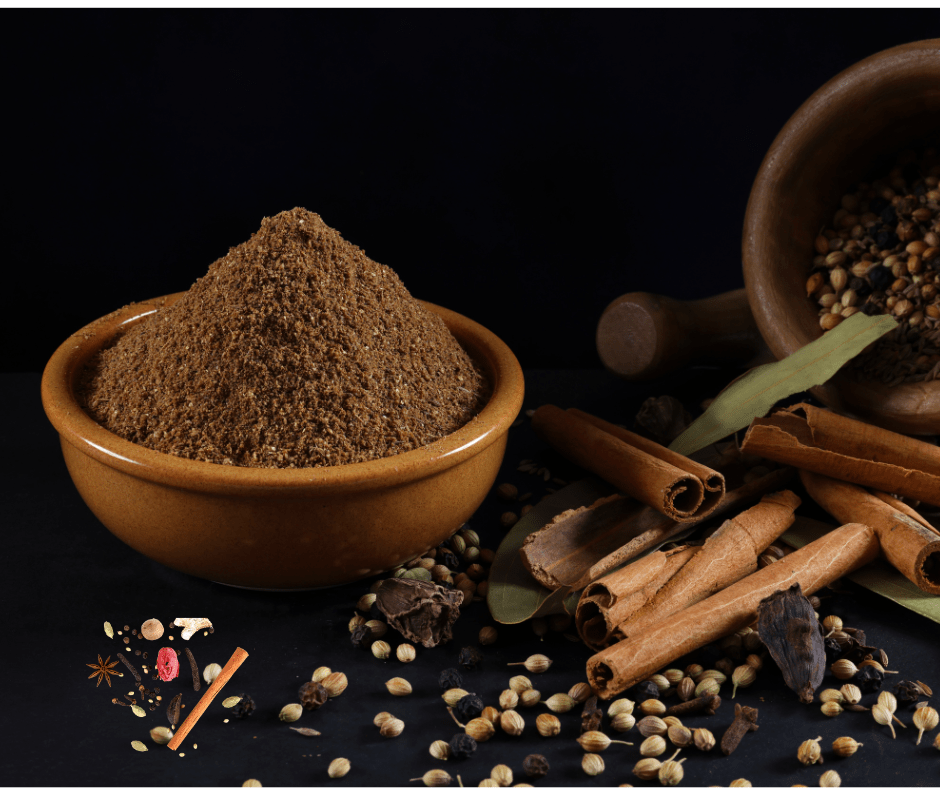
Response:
[80,208,488,469]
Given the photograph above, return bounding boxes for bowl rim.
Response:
[41,293,524,496]
[742,38,940,430]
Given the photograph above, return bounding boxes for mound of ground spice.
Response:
[80,208,488,468]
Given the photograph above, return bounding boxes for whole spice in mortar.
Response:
[81,208,487,468]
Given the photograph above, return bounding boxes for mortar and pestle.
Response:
[598,39,940,435]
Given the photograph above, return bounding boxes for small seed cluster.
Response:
[805,150,940,385]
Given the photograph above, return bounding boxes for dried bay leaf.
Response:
[668,312,897,457]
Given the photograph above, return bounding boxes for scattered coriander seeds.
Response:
[569,682,593,704]
[658,759,685,786]
[582,753,605,777]
[508,654,552,673]
[465,718,495,742]
[536,713,561,737]
[577,731,632,752]
[640,735,667,757]
[328,758,351,779]
[487,766,511,788]
[499,689,519,710]
[387,678,413,697]
[840,684,862,705]
[819,770,841,788]
[609,698,636,717]
[545,693,577,713]
[372,641,392,660]
[429,740,451,760]
[501,709,525,736]
[872,704,897,738]
[693,728,716,751]
[612,712,637,733]
[279,704,303,723]
[633,758,662,780]
[520,689,542,707]
[381,718,406,738]
[797,736,823,765]
[397,644,417,663]
[640,699,668,716]
[914,706,939,744]
[131,740,148,752]
[322,672,348,698]
[821,701,843,718]
[832,736,862,757]
[412,770,452,787]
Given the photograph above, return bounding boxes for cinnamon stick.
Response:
[520,466,792,591]
[578,490,801,650]
[585,523,879,699]
[532,405,725,521]
[799,470,940,594]
[167,647,248,750]
[576,545,700,650]
[741,403,940,507]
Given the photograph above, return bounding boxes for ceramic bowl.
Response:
[743,38,940,434]
[42,293,524,589]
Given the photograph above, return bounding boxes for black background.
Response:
[5,9,940,788]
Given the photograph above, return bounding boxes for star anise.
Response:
[87,654,121,688]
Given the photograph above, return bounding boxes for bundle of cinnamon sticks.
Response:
[519,401,940,699]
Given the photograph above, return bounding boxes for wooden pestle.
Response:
[595,288,769,380]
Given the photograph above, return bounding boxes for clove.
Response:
[667,692,722,716]
[721,703,759,755]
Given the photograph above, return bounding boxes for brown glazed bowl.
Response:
[744,38,940,434]
[42,293,524,589]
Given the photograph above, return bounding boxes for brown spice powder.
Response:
[80,208,488,468]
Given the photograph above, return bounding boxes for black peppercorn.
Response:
[849,277,871,297]
[455,693,485,722]
[633,679,659,704]
[440,548,460,570]
[894,680,927,705]
[856,664,883,693]
[875,230,899,250]
[868,265,894,291]
[231,694,255,719]
[879,205,898,226]
[458,646,483,670]
[351,624,373,650]
[824,637,845,661]
[448,733,477,760]
[869,197,888,214]
[438,668,463,690]
[523,754,550,779]
[298,681,329,711]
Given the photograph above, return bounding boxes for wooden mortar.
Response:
[743,38,940,434]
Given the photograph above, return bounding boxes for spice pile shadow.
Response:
[80,208,488,468]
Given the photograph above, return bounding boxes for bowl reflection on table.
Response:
[41,293,524,589]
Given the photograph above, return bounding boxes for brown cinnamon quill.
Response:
[799,470,940,594]
[577,490,801,650]
[586,522,879,699]
[531,405,725,521]
[742,403,940,507]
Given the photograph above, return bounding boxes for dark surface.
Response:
[7,10,940,373]
[6,369,940,787]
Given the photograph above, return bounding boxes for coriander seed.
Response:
[536,713,560,737]
[442,688,468,707]
[374,711,396,727]
[508,654,553,673]
[278,704,302,723]
[429,740,451,760]
[608,697,635,717]
[830,659,857,681]
[372,640,391,660]
[872,704,897,738]
[499,689,519,710]
[611,712,636,733]
[520,689,542,707]
[410,770,452,786]
[203,663,222,684]
[500,709,525,736]
[576,731,632,752]
[478,626,498,646]
[482,706,501,723]
[581,753,605,777]
[328,758,351,779]
[797,736,823,765]
[731,665,756,698]
[633,758,662,780]
[819,689,845,704]
[640,735,667,757]
[819,770,841,787]
[637,716,668,738]
[510,675,533,694]
[840,684,861,705]
[380,718,405,738]
[676,677,695,703]
[544,693,576,713]
[464,718,495,742]
[667,725,692,748]
[821,701,843,718]
[658,759,684,786]
[357,593,376,613]
[491,764,513,787]
[914,706,938,744]
[397,644,416,663]
[386,677,412,697]
[569,682,593,704]
[322,672,348,698]
[640,699,667,716]
[693,728,715,751]
[728,780,751,788]
[694,678,720,698]
[832,736,861,757]
[877,691,898,714]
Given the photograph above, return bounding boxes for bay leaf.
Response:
[668,312,896,457]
